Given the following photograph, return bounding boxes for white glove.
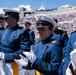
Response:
[14,54,28,67]
[23,52,36,64]
[70,49,76,69]
[0,52,5,60]
[66,67,72,75]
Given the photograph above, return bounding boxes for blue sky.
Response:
[0,0,76,10]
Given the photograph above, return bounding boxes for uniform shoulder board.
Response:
[51,40,57,44]
[19,26,24,29]
[18,25,24,29]
[22,28,26,30]
[21,27,26,30]
[34,39,41,44]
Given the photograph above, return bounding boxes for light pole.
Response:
[44,0,46,9]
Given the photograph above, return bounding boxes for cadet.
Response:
[53,18,69,57]
[0,8,30,75]
[15,14,63,75]
[59,31,76,75]
[0,10,5,75]
[19,21,35,75]
[23,21,35,45]
[0,10,5,41]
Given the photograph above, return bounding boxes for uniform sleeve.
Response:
[29,31,35,45]
[61,31,69,47]
[59,33,73,75]
[32,44,62,75]
[14,30,30,56]
[61,31,69,57]
[5,30,30,61]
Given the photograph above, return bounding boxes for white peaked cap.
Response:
[35,14,57,27]
[0,9,5,18]
[3,8,20,13]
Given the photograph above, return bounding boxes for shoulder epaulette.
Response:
[34,39,41,44]
[50,40,57,44]
[19,26,24,29]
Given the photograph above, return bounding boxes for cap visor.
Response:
[36,26,48,28]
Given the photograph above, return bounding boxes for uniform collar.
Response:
[26,29,30,31]
[42,34,52,44]
[10,24,19,30]
[0,27,5,30]
[6,24,19,30]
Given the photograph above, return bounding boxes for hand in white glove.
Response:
[0,52,5,60]
[70,49,76,69]
[23,52,36,64]
[66,66,72,75]
[14,54,28,67]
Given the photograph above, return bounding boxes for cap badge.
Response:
[38,16,44,20]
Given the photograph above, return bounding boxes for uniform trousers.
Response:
[0,60,13,75]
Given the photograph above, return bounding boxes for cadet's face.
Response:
[4,16,15,27]
[0,20,5,28]
[24,24,30,29]
[37,27,53,40]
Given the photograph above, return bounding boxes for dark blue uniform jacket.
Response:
[0,25,30,62]
[26,29,35,45]
[59,32,76,75]
[25,33,63,75]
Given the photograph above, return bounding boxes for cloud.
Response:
[59,4,71,8]
[38,4,45,10]
[18,4,32,11]
[0,4,33,15]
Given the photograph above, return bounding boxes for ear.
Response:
[50,29,53,34]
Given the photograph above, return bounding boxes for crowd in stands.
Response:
[18,12,76,36]
[53,12,76,35]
